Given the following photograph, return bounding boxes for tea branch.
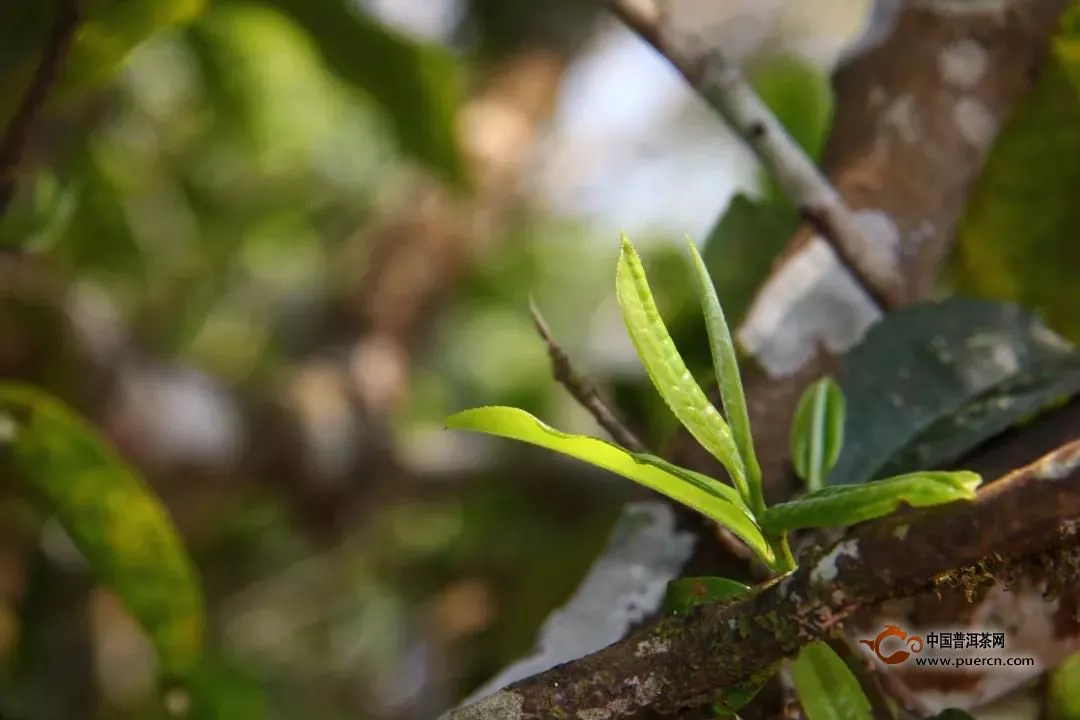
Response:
[600,0,904,310]
[528,298,648,454]
[0,0,80,215]
[444,437,1080,720]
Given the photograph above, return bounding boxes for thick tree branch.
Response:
[446,438,1080,720]
[601,0,904,310]
[0,0,79,215]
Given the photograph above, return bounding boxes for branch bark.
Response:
[445,438,1080,720]
[602,0,905,310]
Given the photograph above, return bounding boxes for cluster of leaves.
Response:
[446,236,984,717]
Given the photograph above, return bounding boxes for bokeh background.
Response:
[0,1,889,718]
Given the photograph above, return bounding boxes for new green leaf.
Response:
[629,452,745,507]
[791,641,873,720]
[761,471,982,532]
[686,237,764,514]
[445,406,771,563]
[790,377,846,491]
[615,235,748,503]
[0,383,203,677]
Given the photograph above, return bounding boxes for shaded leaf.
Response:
[830,299,1080,486]
[616,235,748,501]
[713,673,773,718]
[663,576,750,615]
[790,377,846,491]
[761,471,981,532]
[949,13,1080,344]
[257,0,464,183]
[791,641,873,720]
[445,406,771,563]
[687,237,764,513]
[0,383,203,677]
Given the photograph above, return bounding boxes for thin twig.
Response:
[0,0,80,215]
[601,0,905,310]
[529,298,758,565]
[528,297,647,454]
[444,438,1080,719]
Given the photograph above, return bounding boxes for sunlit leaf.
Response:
[663,576,750,615]
[445,406,771,563]
[830,299,1080,487]
[791,641,873,720]
[615,235,748,502]
[0,383,203,678]
[686,237,764,513]
[790,378,846,491]
[257,0,464,183]
[949,12,1080,344]
[761,471,982,532]
[629,453,744,508]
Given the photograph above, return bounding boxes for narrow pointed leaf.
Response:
[629,452,744,507]
[791,641,874,720]
[615,235,748,501]
[446,406,771,562]
[0,383,203,678]
[761,471,982,532]
[790,378,846,491]
[663,576,750,615]
[686,237,764,512]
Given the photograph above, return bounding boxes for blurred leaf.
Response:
[444,406,772,563]
[700,195,798,331]
[749,54,835,203]
[687,237,763,511]
[182,654,269,720]
[790,378,846,491]
[256,0,464,183]
[829,299,1080,486]
[0,0,207,128]
[0,383,204,678]
[1050,649,1080,720]
[616,235,748,502]
[1054,4,1080,95]
[663,576,749,615]
[761,470,981,532]
[949,13,1080,344]
[791,641,873,720]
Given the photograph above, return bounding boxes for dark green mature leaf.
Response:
[258,0,464,183]
[790,378,846,491]
[948,11,1080,344]
[686,238,764,512]
[0,383,203,677]
[445,406,772,563]
[791,641,873,720]
[663,576,750,615]
[700,195,798,331]
[616,235,748,502]
[761,471,981,532]
[829,299,1080,486]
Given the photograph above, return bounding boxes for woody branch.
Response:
[445,438,1080,720]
